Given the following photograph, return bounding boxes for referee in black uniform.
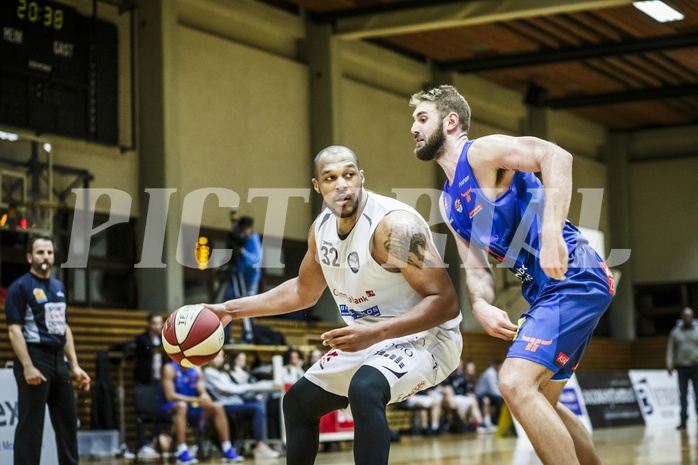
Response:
[5,235,91,465]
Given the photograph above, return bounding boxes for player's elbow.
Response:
[437,291,460,321]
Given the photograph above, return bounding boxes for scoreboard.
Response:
[0,0,118,145]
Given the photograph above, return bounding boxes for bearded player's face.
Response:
[411,102,447,161]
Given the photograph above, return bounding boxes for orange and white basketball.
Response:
[162,304,224,367]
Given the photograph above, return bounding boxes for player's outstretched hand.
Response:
[321,325,379,352]
[472,304,518,341]
[203,303,233,328]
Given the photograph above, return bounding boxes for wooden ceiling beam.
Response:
[330,0,634,40]
[548,84,698,108]
[445,34,698,72]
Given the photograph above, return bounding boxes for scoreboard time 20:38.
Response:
[14,0,70,30]
[0,0,119,145]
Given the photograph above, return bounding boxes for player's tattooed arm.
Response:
[376,211,435,269]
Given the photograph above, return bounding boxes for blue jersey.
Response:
[443,140,615,379]
[5,272,68,347]
[443,140,588,303]
[170,362,199,397]
[160,362,204,420]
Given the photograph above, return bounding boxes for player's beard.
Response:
[415,121,446,161]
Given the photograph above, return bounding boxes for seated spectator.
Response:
[474,360,504,431]
[304,348,325,371]
[204,351,280,459]
[402,388,443,435]
[227,350,284,440]
[228,351,257,385]
[161,361,242,463]
[281,348,305,386]
[441,360,490,433]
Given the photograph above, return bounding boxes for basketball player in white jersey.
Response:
[206,145,463,465]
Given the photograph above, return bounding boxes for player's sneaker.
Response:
[254,443,280,459]
[137,445,160,459]
[222,446,244,462]
[176,449,199,464]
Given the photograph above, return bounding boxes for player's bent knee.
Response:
[348,366,390,410]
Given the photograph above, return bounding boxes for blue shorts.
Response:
[161,401,204,426]
[508,245,614,380]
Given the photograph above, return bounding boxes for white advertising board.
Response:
[629,369,689,426]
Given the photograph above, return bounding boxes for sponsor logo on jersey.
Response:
[374,349,407,369]
[339,304,381,320]
[33,288,47,304]
[458,176,470,187]
[556,352,570,366]
[333,289,371,304]
[319,349,339,370]
[382,366,407,379]
[461,186,472,202]
[598,261,615,295]
[57,291,64,297]
[366,290,375,297]
[468,203,482,218]
[513,264,534,283]
[347,251,360,274]
[521,334,553,352]
[454,197,463,213]
[396,380,427,403]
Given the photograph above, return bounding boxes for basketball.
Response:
[162,304,224,367]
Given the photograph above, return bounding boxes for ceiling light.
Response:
[633,1,684,23]
[0,131,19,141]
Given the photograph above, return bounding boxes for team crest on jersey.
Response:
[33,288,48,303]
[347,251,360,273]
[454,197,463,213]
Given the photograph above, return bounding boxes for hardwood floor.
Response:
[81,424,695,465]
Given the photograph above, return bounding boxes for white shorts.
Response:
[453,394,475,412]
[304,325,462,404]
[404,389,443,408]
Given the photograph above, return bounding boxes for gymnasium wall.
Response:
[630,157,698,283]
[176,25,313,239]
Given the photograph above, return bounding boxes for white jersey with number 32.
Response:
[314,192,460,330]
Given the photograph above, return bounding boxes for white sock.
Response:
[431,422,440,430]
[177,444,188,454]
[484,414,492,426]
[221,441,232,452]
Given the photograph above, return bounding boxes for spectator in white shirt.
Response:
[203,351,279,459]
[281,348,305,386]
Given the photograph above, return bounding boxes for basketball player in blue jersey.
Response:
[409,85,614,465]
[206,145,463,465]
[160,361,243,463]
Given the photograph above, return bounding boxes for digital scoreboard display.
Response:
[0,0,118,145]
